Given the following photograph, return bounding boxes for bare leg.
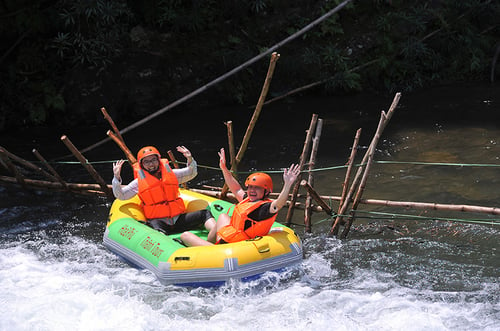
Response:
[207,213,231,243]
[180,231,213,246]
[204,217,215,232]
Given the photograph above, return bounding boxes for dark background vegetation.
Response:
[1,0,499,133]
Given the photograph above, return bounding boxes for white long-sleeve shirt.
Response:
[112,159,197,201]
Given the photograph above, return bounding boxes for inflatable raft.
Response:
[103,189,303,287]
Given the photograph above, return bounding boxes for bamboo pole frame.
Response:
[330,92,401,236]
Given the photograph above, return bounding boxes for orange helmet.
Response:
[137,146,161,164]
[245,172,273,193]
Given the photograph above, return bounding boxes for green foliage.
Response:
[1,0,499,131]
[51,0,132,69]
[365,0,500,92]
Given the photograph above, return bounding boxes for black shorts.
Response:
[147,209,213,235]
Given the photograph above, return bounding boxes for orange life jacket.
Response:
[217,197,277,243]
[134,160,186,219]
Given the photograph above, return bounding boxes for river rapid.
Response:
[0,83,499,330]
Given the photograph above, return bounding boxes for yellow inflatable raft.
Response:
[103,189,303,287]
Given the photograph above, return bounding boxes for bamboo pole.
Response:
[285,113,318,226]
[32,148,68,190]
[107,130,137,165]
[330,92,401,236]
[60,135,114,199]
[0,175,109,196]
[101,107,125,143]
[234,52,280,167]
[341,114,389,238]
[221,121,237,197]
[304,118,323,232]
[167,150,187,189]
[75,0,353,155]
[0,147,26,189]
[300,180,333,215]
[222,52,279,197]
[333,128,362,235]
[226,121,237,169]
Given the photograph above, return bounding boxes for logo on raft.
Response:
[119,225,137,240]
[140,236,164,258]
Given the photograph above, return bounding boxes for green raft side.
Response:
[106,217,185,267]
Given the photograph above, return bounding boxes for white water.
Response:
[1,221,498,331]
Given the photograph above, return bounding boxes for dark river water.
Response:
[1,83,499,330]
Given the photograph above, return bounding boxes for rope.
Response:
[309,209,500,227]
[351,210,500,226]
[37,159,500,171]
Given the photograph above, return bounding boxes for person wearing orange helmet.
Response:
[112,145,215,235]
[180,147,300,246]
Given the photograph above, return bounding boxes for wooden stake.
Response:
[0,147,26,189]
[101,107,125,142]
[0,146,56,182]
[300,180,333,215]
[304,118,323,232]
[234,52,280,167]
[332,128,361,235]
[60,135,114,199]
[221,121,237,197]
[107,130,137,165]
[0,175,110,196]
[285,113,318,226]
[222,53,280,197]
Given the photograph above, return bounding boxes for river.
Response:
[0,83,499,330]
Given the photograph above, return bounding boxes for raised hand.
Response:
[176,146,192,161]
[218,148,227,170]
[113,159,125,180]
[283,164,301,185]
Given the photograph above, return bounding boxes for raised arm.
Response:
[177,145,193,165]
[173,145,198,183]
[269,164,301,213]
[111,159,138,200]
[219,148,245,201]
